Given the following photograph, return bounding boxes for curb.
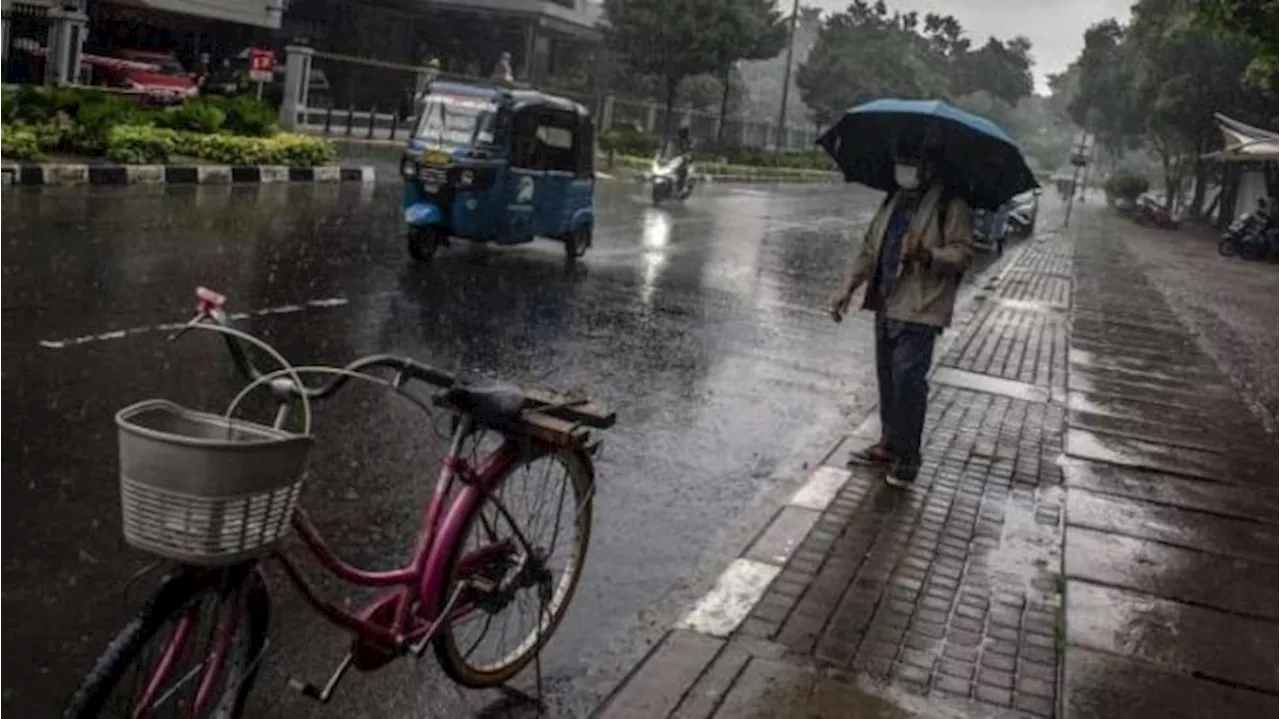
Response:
[593,239,1031,716]
[0,163,377,186]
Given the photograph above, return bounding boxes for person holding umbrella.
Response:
[822,99,1038,487]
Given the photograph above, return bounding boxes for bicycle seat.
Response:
[442,383,526,427]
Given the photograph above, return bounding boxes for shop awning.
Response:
[1203,113,1279,162]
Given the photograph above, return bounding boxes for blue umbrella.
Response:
[817,98,1038,210]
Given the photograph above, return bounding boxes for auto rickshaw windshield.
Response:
[414,94,498,147]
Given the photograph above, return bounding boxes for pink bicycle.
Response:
[64,288,615,718]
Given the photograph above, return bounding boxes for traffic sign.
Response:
[248,48,275,83]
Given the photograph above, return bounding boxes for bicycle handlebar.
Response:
[181,287,458,401]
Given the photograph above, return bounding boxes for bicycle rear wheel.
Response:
[434,440,594,688]
[64,565,270,719]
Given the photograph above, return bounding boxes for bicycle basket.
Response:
[116,399,314,566]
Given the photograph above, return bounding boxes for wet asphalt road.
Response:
[1,179,1003,717]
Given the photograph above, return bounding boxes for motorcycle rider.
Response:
[671,122,695,191]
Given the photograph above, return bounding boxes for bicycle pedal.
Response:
[468,576,497,594]
[287,678,324,702]
[287,653,352,704]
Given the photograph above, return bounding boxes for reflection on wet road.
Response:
[1,180,999,716]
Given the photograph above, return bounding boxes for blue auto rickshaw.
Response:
[400,81,596,262]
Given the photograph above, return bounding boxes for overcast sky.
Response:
[806,0,1133,94]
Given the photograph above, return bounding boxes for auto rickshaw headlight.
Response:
[399,156,416,178]
[458,170,474,187]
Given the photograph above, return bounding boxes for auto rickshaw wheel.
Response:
[408,226,444,262]
[565,226,592,260]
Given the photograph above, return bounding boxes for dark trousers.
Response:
[875,315,937,466]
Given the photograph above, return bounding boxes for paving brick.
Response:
[1013,694,1055,717]
[932,674,972,697]
[599,631,723,719]
[892,662,932,686]
[710,658,814,718]
[900,648,936,670]
[943,643,978,663]
[939,658,975,679]
[1017,675,1055,699]
[776,612,825,653]
[737,616,776,640]
[981,651,1016,672]
[974,684,1013,708]
[977,667,1015,690]
[671,644,751,719]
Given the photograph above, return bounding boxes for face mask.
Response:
[894,163,920,190]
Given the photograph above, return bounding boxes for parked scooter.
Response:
[1132,194,1180,230]
[649,152,696,206]
[1218,213,1279,263]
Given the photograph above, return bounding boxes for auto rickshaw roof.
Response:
[427,80,590,118]
[508,90,591,118]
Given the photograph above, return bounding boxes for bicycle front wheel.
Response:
[434,442,594,688]
[64,565,270,719]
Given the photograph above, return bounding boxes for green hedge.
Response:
[1,125,40,160]
[600,127,832,171]
[1,85,316,165]
[613,153,837,180]
[99,124,336,167]
[1104,170,1150,202]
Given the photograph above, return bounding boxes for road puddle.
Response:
[719,660,988,718]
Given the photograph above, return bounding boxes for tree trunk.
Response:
[1190,160,1208,218]
[662,75,680,137]
[1159,147,1176,213]
[716,65,732,147]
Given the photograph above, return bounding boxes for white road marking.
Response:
[675,558,781,637]
[36,297,351,350]
[790,466,851,511]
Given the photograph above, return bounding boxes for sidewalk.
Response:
[593,206,1278,718]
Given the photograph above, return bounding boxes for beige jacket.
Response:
[844,184,974,328]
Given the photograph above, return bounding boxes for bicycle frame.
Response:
[273,414,527,649]
[141,416,531,716]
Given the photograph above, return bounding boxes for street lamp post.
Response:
[1064,131,1092,228]
[772,0,801,165]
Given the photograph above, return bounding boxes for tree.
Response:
[1068,20,1142,161]
[795,1,1035,128]
[704,0,788,144]
[601,0,722,133]
[795,0,943,125]
[1194,0,1278,97]
[738,5,821,124]
[954,37,1034,105]
[1068,0,1273,214]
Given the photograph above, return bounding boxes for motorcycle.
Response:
[649,153,696,206]
[1218,213,1279,263]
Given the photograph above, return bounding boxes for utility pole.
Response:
[1064,130,1092,228]
[772,0,801,165]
